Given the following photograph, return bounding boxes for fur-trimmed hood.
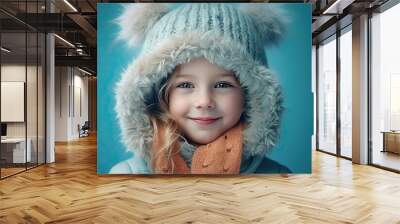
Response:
[115,3,286,164]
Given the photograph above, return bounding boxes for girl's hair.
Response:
[148,76,181,173]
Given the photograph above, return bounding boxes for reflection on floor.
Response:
[0,167,25,177]
[340,147,352,159]
[373,150,400,171]
[0,163,39,178]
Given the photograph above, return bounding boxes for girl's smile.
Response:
[189,116,222,125]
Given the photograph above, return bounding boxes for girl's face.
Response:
[168,58,244,145]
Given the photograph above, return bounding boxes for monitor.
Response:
[1,123,7,137]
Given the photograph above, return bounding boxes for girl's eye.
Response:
[215,82,233,88]
[176,82,194,88]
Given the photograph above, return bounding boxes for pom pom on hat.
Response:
[241,5,288,46]
[116,4,170,47]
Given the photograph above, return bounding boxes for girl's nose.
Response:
[195,90,215,109]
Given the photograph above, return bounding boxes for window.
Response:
[339,27,352,158]
[318,35,337,154]
[371,2,400,171]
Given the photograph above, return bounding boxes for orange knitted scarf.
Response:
[151,122,244,174]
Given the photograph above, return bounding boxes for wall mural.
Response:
[98,3,312,174]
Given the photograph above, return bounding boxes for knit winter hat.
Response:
[115,3,286,163]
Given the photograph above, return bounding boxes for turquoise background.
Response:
[97,3,312,174]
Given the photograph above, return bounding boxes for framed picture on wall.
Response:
[1,81,25,122]
[98,3,312,175]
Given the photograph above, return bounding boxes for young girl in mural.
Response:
[110,3,291,174]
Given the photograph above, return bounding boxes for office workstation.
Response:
[0,81,31,167]
[0,65,45,178]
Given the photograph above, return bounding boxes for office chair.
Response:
[79,121,90,138]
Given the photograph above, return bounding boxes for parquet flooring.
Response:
[1,134,400,223]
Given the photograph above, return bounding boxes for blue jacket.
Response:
[109,155,291,174]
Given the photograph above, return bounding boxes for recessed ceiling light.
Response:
[54,34,75,48]
[322,0,354,15]
[63,0,78,12]
[77,67,93,76]
[1,47,11,53]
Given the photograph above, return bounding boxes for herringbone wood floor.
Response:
[1,134,400,224]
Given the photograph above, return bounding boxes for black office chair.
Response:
[79,121,90,138]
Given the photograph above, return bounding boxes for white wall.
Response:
[70,72,89,139]
[55,67,89,141]
[55,66,69,141]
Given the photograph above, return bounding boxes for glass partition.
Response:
[1,30,28,178]
[0,1,46,179]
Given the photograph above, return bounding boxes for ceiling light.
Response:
[322,0,354,15]
[1,47,11,53]
[78,67,93,76]
[54,34,75,48]
[63,0,78,12]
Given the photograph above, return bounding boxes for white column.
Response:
[46,33,55,163]
[46,1,55,163]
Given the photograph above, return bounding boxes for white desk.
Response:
[1,138,31,163]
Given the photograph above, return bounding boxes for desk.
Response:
[382,131,400,154]
[1,138,31,163]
